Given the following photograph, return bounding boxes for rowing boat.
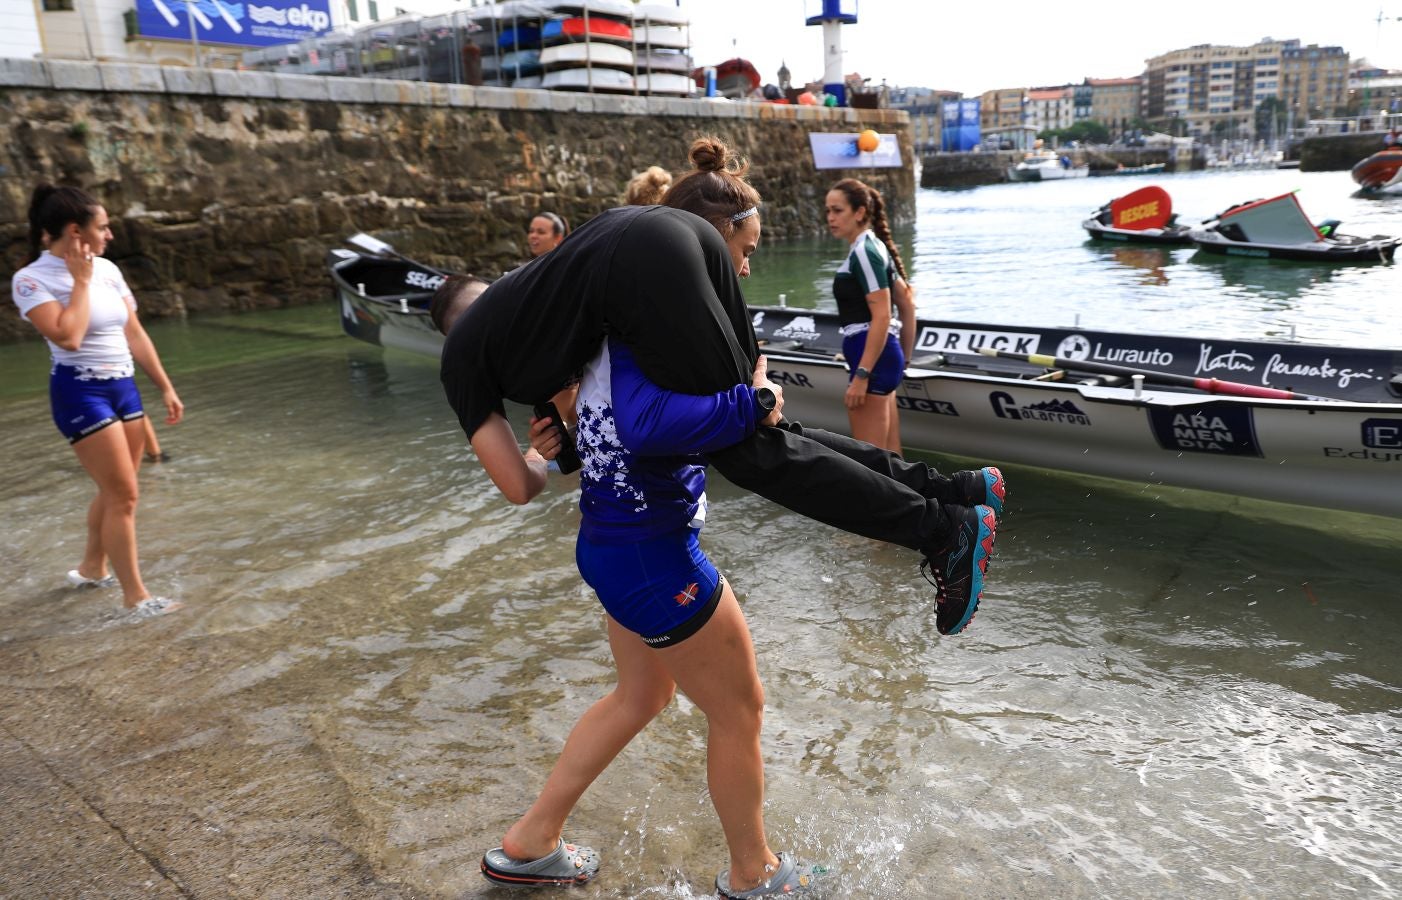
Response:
[328,238,1402,518]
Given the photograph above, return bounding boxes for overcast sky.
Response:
[678,0,1402,94]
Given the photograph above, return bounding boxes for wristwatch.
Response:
[854,365,871,380]
[755,386,778,417]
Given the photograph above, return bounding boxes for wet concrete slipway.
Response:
[3,169,1402,899]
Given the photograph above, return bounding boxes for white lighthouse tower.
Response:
[805,0,858,106]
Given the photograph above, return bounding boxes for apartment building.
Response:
[890,86,961,154]
[979,86,1026,132]
[1142,38,1348,137]
[1088,76,1141,134]
[1281,41,1351,122]
[1025,86,1073,132]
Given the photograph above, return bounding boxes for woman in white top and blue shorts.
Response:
[11,185,184,615]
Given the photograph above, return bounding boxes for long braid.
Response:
[866,189,907,282]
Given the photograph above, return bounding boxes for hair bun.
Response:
[688,137,729,173]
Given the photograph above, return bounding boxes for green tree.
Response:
[1254,97,1286,141]
[1038,120,1112,145]
[1066,120,1112,144]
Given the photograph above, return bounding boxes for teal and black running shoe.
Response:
[951,466,1006,518]
[922,503,998,635]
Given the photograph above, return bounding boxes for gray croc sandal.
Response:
[129,597,183,619]
[481,839,600,888]
[716,851,828,898]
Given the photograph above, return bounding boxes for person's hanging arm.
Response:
[893,277,916,363]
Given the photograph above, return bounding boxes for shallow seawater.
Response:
[1,170,1401,898]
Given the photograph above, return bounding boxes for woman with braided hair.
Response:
[824,178,917,453]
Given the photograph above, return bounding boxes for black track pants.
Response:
[602,212,952,556]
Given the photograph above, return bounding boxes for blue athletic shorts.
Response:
[842,330,905,396]
[50,364,144,444]
[575,526,723,648]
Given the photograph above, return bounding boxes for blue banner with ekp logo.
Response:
[134,0,332,48]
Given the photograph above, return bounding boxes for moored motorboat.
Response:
[329,236,1402,519]
[1006,149,1089,182]
[1189,192,1401,262]
[1082,185,1194,245]
[1350,148,1402,193]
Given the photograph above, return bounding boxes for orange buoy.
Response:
[857,129,880,152]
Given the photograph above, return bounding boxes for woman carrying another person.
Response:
[824,178,917,453]
[525,211,569,258]
[440,161,1004,892]
[11,185,183,615]
[470,137,823,897]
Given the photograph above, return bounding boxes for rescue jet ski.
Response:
[1082,185,1194,245]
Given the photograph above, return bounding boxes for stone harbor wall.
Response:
[1297,131,1396,171]
[920,147,1190,189]
[0,60,912,342]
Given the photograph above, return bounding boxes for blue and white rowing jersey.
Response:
[11,252,136,378]
[575,337,762,543]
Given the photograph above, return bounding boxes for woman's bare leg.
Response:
[76,419,145,581]
[847,394,892,452]
[71,420,148,607]
[501,616,676,860]
[142,416,163,459]
[884,393,903,457]
[655,581,779,890]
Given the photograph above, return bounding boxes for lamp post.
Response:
[184,0,202,67]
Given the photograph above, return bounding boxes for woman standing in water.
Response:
[824,178,916,453]
[11,184,183,615]
[474,138,827,897]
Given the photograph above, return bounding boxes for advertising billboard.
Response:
[808,132,903,170]
[134,0,333,48]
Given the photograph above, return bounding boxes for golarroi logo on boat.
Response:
[772,316,821,342]
[989,391,1091,425]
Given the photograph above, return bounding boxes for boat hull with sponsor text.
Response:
[751,307,1402,519]
[329,246,1402,518]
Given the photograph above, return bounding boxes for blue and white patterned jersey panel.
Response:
[577,340,647,516]
[574,338,761,543]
